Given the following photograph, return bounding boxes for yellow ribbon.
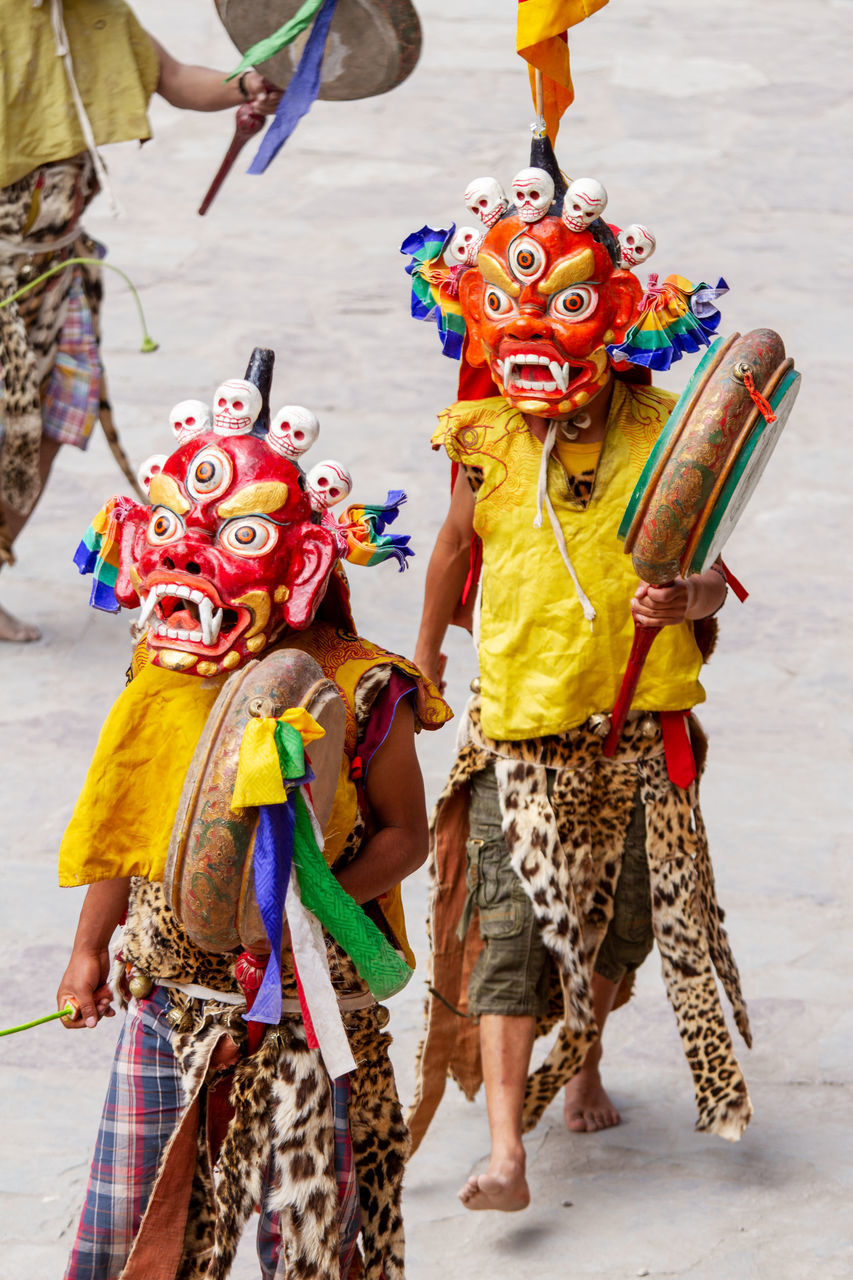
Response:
[231,708,325,810]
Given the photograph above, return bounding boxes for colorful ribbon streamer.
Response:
[607,275,729,372]
[248,0,339,175]
[231,712,412,1029]
[400,225,467,360]
[226,0,327,80]
[73,496,136,613]
[341,490,413,570]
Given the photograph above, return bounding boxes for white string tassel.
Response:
[533,420,557,529]
[49,0,121,215]
[533,420,597,626]
[286,866,357,1080]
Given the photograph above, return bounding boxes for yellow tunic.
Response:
[433,382,707,740]
[1,0,160,188]
[59,629,451,968]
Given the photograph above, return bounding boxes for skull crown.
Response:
[463,177,510,229]
[212,379,263,435]
[444,226,484,268]
[267,405,320,460]
[169,399,212,444]
[305,460,353,513]
[511,168,556,223]
[618,223,656,268]
[561,178,608,232]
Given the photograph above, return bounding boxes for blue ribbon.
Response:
[248,801,296,1024]
[248,0,339,176]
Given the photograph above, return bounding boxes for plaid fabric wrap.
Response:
[258,1072,361,1279]
[66,992,361,1280]
[63,988,183,1280]
[41,274,101,448]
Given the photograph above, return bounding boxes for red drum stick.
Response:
[602,582,673,756]
[198,105,265,216]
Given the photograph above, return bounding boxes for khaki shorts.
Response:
[461,763,654,1018]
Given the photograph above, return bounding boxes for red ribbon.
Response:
[742,370,777,423]
[659,711,697,789]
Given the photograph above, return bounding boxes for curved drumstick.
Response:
[602,581,673,756]
[198,105,265,216]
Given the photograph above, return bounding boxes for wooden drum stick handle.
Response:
[198,105,265,217]
[602,579,674,756]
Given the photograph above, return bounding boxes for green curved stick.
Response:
[0,1003,75,1037]
[0,256,158,352]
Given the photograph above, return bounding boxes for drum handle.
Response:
[198,105,265,217]
[602,585,672,756]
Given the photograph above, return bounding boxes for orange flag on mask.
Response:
[517,0,609,140]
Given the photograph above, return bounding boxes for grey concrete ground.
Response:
[1,1,851,1276]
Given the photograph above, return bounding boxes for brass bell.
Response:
[640,715,658,739]
[128,970,154,1000]
[470,677,481,695]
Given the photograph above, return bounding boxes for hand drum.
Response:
[216,0,422,101]
[164,648,346,953]
[620,328,800,583]
[604,328,800,754]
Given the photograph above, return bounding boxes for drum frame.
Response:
[165,649,346,955]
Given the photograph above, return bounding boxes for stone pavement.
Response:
[1,1,851,1276]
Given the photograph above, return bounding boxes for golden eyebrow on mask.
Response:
[148,474,190,514]
[216,481,291,518]
[478,254,522,297]
[537,248,596,294]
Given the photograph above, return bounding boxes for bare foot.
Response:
[0,601,40,642]
[563,1058,620,1133]
[458,1157,530,1212]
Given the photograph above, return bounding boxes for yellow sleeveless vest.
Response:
[59,626,449,966]
[433,382,707,740]
[1,0,159,188]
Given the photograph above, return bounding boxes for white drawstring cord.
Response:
[533,420,597,626]
[46,0,121,214]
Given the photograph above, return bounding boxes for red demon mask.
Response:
[114,432,337,676]
[460,215,642,418]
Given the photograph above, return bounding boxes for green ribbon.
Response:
[290,790,412,1000]
[226,0,327,80]
[274,719,307,782]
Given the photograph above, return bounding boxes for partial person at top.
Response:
[0,0,282,642]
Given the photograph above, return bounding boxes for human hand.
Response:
[57,947,115,1030]
[631,578,694,628]
[240,72,284,115]
[414,647,447,694]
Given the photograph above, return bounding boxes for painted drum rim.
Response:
[686,366,801,575]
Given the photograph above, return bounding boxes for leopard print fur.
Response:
[0,155,100,531]
[347,1011,409,1280]
[409,698,753,1148]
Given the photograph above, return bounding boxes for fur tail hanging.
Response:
[98,374,146,501]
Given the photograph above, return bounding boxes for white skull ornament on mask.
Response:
[464,177,510,230]
[306,460,353,513]
[137,453,169,495]
[212,379,262,435]
[618,223,656,268]
[267,405,320,460]
[511,168,555,223]
[443,226,484,268]
[169,399,212,444]
[562,178,609,232]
